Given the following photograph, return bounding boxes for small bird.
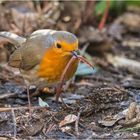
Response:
[0,30,79,99]
[0,30,93,105]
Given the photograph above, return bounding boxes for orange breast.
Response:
[37,48,78,83]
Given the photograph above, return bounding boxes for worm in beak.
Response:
[55,51,94,101]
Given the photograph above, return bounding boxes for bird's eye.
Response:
[56,43,62,49]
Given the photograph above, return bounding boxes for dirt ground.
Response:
[0,1,140,139]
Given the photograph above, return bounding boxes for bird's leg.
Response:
[26,84,32,116]
[19,68,32,117]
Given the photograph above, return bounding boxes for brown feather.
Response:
[8,48,22,68]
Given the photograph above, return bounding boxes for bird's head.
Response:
[28,29,79,57]
[51,31,79,57]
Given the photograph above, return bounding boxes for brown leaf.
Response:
[126,102,137,121]
[59,114,77,127]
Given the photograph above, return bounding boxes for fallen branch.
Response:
[75,110,81,136]
[0,106,49,112]
[122,40,140,48]
[0,92,18,100]
[0,31,26,46]
[106,54,140,75]
[11,108,17,139]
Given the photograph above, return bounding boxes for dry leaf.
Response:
[59,114,77,127]
[126,102,136,121]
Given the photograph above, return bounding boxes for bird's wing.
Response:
[9,41,45,70]
[8,48,22,68]
[21,47,40,70]
[9,32,54,70]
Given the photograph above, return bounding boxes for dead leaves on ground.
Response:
[99,102,140,132]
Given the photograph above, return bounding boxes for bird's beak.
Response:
[71,50,80,58]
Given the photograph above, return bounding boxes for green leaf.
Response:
[95,0,107,16]
[95,0,119,16]
[126,1,140,6]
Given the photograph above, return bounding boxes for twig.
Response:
[0,106,49,112]
[75,110,81,136]
[98,0,110,31]
[0,31,26,46]
[0,92,18,100]
[45,123,56,135]
[11,108,17,139]
[122,40,140,48]
[82,1,96,24]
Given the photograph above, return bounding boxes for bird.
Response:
[0,29,93,110]
[0,30,79,100]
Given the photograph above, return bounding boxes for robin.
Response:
[0,29,93,105]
